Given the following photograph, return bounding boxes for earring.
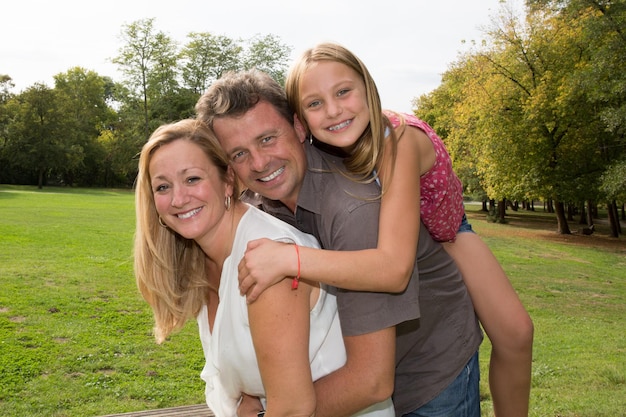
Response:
[225,195,232,211]
[307,134,313,145]
[158,217,168,228]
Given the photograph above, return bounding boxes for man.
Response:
[196,69,483,417]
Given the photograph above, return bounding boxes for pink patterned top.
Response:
[384,110,465,242]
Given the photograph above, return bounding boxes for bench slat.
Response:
[97,404,214,417]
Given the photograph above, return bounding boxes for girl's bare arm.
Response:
[239,126,434,302]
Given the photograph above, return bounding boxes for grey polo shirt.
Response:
[260,144,483,415]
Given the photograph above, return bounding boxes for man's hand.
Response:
[237,393,264,417]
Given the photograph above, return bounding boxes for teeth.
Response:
[178,207,201,219]
[328,120,351,131]
[260,167,284,182]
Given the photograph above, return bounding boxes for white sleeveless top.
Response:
[197,205,394,417]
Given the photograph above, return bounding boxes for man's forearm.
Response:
[314,329,396,417]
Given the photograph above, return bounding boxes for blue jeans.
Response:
[403,351,480,417]
[457,214,475,234]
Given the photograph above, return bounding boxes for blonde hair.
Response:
[285,42,398,185]
[134,119,238,343]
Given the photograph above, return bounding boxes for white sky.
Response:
[3,0,513,113]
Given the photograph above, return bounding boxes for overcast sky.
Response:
[3,0,518,113]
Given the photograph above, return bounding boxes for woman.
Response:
[133,119,393,417]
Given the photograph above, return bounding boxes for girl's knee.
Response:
[520,315,534,348]
[494,313,534,354]
[510,314,534,353]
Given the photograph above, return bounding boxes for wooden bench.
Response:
[97,404,215,416]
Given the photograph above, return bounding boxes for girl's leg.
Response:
[443,233,533,417]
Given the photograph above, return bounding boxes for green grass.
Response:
[0,185,205,416]
[0,185,625,416]
[465,204,626,417]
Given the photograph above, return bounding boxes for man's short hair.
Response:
[196,69,294,128]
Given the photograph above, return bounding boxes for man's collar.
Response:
[297,144,342,215]
[241,189,289,213]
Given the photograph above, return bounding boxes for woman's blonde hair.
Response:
[285,42,398,185]
[134,119,238,343]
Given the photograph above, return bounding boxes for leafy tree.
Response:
[600,159,626,236]
[0,75,14,112]
[523,0,626,235]
[425,2,613,234]
[112,18,178,139]
[1,17,293,188]
[104,82,147,186]
[416,0,626,235]
[180,32,243,94]
[243,34,292,85]
[0,75,15,182]
[53,67,115,185]
[416,54,492,203]
[600,160,626,203]
[5,84,66,188]
[524,0,626,140]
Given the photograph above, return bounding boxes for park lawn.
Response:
[0,185,625,416]
[465,204,626,417]
[0,185,206,416]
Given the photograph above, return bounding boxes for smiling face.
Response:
[149,139,233,244]
[212,100,307,212]
[298,60,370,153]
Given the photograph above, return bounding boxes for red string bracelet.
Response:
[291,243,301,290]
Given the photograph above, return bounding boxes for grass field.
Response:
[0,185,625,417]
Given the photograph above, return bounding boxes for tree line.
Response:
[1,1,625,237]
[415,0,625,237]
[0,18,291,189]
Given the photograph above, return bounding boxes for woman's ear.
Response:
[225,165,237,196]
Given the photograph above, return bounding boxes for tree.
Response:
[524,0,626,235]
[53,67,116,186]
[5,84,66,188]
[180,32,243,94]
[457,3,603,233]
[104,81,148,186]
[180,32,291,94]
[416,1,626,235]
[112,18,178,139]
[0,75,15,182]
[243,34,292,85]
[600,160,626,237]
[416,54,492,203]
[0,75,14,110]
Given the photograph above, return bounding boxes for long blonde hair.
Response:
[285,42,398,186]
[134,119,238,343]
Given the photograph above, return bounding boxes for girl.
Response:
[238,43,533,417]
[134,119,394,417]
